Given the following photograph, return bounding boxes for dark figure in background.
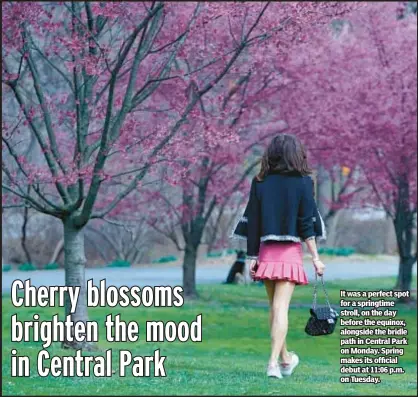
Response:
[224,250,247,284]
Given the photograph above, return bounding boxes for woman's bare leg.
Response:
[265,280,291,362]
[264,280,275,330]
[268,280,295,366]
[280,341,289,362]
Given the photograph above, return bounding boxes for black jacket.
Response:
[230,171,326,259]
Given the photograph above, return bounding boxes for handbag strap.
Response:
[312,274,332,311]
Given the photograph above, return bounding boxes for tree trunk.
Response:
[316,165,329,217]
[182,244,198,299]
[49,238,64,264]
[180,171,215,299]
[62,218,94,349]
[394,215,417,302]
[395,256,416,301]
[383,216,393,255]
[393,177,417,302]
[330,210,345,247]
[21,206,32,264]
[324,210,338,247]
[206,231,216,255]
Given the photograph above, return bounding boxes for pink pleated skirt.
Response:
[254,241,308,285]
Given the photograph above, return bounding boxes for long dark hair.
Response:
[256,133,312,181]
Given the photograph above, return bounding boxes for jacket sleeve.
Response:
[297,177,316,241]
[313,203,327,241]
[230,205,249,241]
[230,178,261,260]
[246,178,261,260]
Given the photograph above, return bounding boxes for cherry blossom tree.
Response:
[140,3,364,298]
[2,1,362,336]
[277,2,417,298]
[144,61,293,297]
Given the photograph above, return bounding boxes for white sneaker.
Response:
[267,364,283,378]
[279,352,299,376]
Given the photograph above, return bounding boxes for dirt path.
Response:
[3,255,415,292]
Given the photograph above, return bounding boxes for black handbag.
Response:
[305,274,339,336]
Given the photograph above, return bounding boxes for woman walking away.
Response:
[231,133,327,379]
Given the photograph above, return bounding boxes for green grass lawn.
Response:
[2,277,417,396]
